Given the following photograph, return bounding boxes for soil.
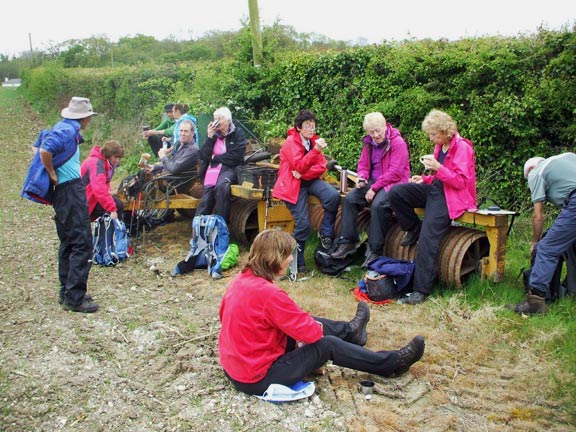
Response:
[1,93,574,431]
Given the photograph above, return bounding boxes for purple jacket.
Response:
[421,133,477,219]
[356,123,410,192]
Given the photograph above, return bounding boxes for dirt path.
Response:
[0,91,573,431]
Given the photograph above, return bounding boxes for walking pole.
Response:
[263,186,271,230]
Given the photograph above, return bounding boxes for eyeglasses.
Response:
[301,123,316,130]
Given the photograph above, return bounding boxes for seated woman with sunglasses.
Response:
[218,229,425,396]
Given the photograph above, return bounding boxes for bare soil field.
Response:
[1,92,574,431]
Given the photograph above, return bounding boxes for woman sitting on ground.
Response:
[81,140,125,221]
[218,229,425,396]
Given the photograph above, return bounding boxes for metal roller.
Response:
[438,227,490,288]
[228,198,259,244]
[308,204,324,232]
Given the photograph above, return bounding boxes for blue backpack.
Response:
[175,215,230,279]
[92,215,131,266]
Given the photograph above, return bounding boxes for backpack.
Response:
[314,242,363,277]
[175,215,230,279]
[117,174,175,236]
[355,256,416,303]
[92,215,131,266]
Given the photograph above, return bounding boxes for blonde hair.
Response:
[422,109,458,138]
[244,229,296,281]
[363,112,387,131]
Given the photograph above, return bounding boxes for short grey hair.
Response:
[213,107,232,121]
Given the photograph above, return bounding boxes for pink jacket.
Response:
[272,127,328,204]
[356,123,410,192]
[81,146,117,220]
[421,133,476,219]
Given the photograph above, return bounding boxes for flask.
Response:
[340,167,347,193]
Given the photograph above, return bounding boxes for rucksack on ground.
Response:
[172,215,230,279]
[314,240,366,277]
[92,214,131,266]
[354,256,416,304]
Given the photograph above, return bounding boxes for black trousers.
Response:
[389,180,451,295]
[91,195,124,221]
[226,316,399,396]
[196,167,237,222]
[53,179,93,306]
[338,186,393,254]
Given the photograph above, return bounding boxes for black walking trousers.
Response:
[389,179,451,295]
[53,179,93,306]
[226,316,399,396]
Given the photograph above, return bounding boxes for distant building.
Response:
[2,78,22,88]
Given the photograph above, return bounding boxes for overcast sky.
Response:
[1,0,574,56]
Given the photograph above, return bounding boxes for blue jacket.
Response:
[22,119,83,205]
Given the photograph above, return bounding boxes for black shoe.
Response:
[331,242,356,259]
[394,335,425,376]
[398,291,428,305]
[62,299,99,313]
[58,292,93,305]
[319,235,334,251]
[361,252,380,269]
[400,223,421,247]
[348,302,370,346]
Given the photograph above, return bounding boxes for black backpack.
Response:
[314,241,366,277]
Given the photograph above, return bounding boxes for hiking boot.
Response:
[361,252,380,269]
[348,302,370,346]
[62,299,99,313]
[319,235,334,251]
[398,291,428,305]
[394,335,425,376]
[331,242,356,259]
[507,292,547,315]
[58,292,92,305]
[400,223,421,247]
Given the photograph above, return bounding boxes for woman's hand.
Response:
[365,188,376,203]
[422,156,440,171]
[314,138,327,151]
[410,175,423,184]
[292,170,302,179]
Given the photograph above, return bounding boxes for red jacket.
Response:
[272,128,328,204]
[81,146,117,220]
[421,133,477,219]
[218,268,323,383]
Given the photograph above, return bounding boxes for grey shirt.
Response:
[528,152,576,207]
[156,141,199,176]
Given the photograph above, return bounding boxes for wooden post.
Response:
[248,0,263,67]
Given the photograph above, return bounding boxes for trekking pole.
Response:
[263,186,271,230]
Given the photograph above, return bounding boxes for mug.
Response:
[419,154,434,164]
[359,380,375,395]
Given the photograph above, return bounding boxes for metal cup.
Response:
[360,380,374,395]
